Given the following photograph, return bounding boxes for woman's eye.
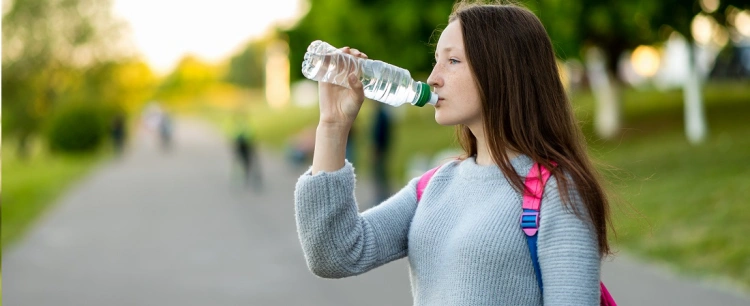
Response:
[449,59,460,64]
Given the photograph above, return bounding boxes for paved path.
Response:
[3,118,749,306]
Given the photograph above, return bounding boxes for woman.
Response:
[294,1,612,305]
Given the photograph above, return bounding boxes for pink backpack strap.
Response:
[416,165,442,202]
[520,162,554,236]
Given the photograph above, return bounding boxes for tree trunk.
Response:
[585,46,620,140]
[684,43,708,144]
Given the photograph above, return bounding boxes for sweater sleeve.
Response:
[294,161,419,279]
[537,175,601,306]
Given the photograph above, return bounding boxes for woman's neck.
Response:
[471,126,519,166]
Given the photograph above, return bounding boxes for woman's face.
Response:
[427,20,482,129]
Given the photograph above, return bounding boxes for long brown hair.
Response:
[448,1,612,256]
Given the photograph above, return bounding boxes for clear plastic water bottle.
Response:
[301,40,438,107]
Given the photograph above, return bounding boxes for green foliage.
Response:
[154,55,222,102]
[2,0,127,67]
[2,0,134,152]
[282,0,748,80]
[45,102,111,153]
[283,0,456,82]
[649,0,749,41]
[225,41,266,88]
[74,61,158,114]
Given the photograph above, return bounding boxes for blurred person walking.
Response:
[232,114,262,191]
[159,112,174,151]
[110,112,127,157]
[140,101,173,151]
[293,2,616,305]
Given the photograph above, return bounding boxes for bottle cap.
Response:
[414,82,436,107]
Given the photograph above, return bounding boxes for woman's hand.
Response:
[317,47,368,129]
[311,47,368,174]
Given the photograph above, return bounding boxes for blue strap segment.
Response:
[523,208,543,294]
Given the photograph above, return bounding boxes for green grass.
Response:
[588,83,750,291]
[2,138,105,249]
[200,81,750,291]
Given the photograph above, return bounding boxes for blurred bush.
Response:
[45,103,112,154]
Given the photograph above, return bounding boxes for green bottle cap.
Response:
[413,82,434,107]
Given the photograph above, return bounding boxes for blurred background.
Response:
[2,0,749,305]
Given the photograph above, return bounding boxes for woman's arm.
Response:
[294,164,420,278]
[297,45,419,279]
[537,176,601,305]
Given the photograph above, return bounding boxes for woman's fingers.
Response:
[340,46,368,59]
[349,48,367,58]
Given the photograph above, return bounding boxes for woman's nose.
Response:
[427,69,442,88]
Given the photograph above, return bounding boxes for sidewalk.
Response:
[602,253,749,305]
[2,117,748,305]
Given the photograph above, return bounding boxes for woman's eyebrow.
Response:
[435,46,455,58]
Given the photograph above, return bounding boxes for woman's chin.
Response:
[434,112,456,126]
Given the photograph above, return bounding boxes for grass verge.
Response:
[2,138,105,249]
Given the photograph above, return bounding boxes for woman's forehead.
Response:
[435,22,464,55]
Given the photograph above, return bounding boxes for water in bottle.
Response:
[301,40,437,107]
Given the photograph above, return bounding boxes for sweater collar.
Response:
[456,154,535,180]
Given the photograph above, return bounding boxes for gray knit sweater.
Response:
[294,155,601,305]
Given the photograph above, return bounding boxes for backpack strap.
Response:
[416,165,442,202]
[522,163,616,305]
[520,162,554,294]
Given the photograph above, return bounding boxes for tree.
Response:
[2,0,132,157]
[153,55,223,105]
[530,0,747,142]
[281,0,748,143]
[283,0,456,82]
[225,41,266,89]
[523,0,666,139]
[650,0,748,144]
[73,60,158,114]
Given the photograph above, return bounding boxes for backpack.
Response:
[416,162,617,306]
